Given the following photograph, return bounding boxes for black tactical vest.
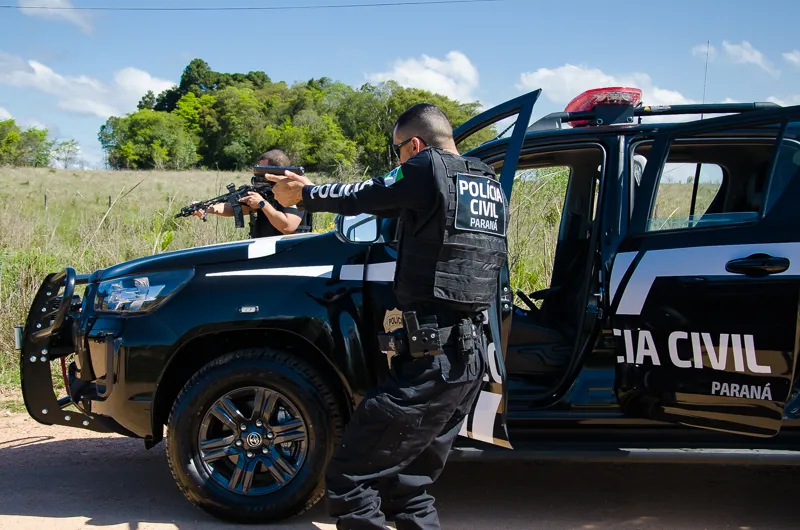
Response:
[394,148,508,315]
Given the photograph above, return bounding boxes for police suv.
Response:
[12,87,800,524]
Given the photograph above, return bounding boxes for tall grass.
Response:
[0,165,697,395]
[0,166,344,387]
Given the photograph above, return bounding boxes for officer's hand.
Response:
[265,170,313,186]
[271,171,312,207]
[239,191,265,210]
[191,202,223,219]
[190,201,209,219]
[190,201,205,219]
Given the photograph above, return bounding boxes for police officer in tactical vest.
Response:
[191,149,312,237]
[270,103,508,530]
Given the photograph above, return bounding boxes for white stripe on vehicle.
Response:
[207,266,334,278]
[340,262,397,282]
[463,390,502,444]
[609,251,637,302]
[616,242,800,316]
[246,233,319,259]
[247,235,283,259]
[366,261,396,282]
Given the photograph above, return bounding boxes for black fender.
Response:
[147,318,357,448]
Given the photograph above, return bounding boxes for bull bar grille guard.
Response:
[17,267,117,433]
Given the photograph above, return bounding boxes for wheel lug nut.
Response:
[235,440,243,447]
[256,420,263,427]
[267,432,275,439]
[262,447,269,454]
[240,424,247,431]
[246,451,254,458]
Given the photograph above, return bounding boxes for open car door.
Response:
[609,105,800,437]
[448,89,541,448]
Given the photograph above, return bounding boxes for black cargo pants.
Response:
[324,325,487,530]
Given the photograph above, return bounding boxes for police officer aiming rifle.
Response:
[190,149,312,237]
[269,103,509,530]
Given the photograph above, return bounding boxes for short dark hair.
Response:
[257,148,291,166]
[393,103,453,148]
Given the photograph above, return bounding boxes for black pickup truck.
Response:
[13,87,800,524]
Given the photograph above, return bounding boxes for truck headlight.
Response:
[94,269,193,313]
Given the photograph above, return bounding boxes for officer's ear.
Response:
[412,137,425,155]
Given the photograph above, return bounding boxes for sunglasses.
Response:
[392,136,428,158]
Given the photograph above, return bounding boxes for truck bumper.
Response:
[15,268,135,436]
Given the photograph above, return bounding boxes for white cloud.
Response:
[366,50,480,103]
[18,0,93,34]
[783,50,800,68]
[0,52,174,119]
[0,107,11,120]
[722,40,779,78]
[692,43,718,62]
[767,94,800,107]
[20,117,47,130]
[517,63,696,107]
[516,64,699,124]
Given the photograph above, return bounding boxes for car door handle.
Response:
[725,253,790,277]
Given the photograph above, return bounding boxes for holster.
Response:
[378,311,480,360]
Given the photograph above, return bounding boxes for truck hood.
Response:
[90,233,321,282]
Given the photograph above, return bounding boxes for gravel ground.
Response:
[0,411,797,529]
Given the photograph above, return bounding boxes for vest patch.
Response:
[454,173,506,237]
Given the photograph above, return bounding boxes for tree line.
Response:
[0,119,82,169]
[98,58,496,175]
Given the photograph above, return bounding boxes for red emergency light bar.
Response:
[526,87,780,133]
[564,87,642,127]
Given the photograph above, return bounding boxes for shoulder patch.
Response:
[383,166,404,187]
[454,173,507,237]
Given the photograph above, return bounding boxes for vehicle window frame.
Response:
[763,122,800,215]
[627,132,786,236]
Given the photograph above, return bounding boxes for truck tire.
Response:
[165,347,343,523]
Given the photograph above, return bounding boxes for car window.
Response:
[630,122,789,234]
[647,162,725,231]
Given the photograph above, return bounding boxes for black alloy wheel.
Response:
[197,386,308,495]
[166,348,345,523]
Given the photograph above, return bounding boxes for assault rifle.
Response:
[174,165,304,228]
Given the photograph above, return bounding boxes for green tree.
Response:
[137,90,156,110]
[18,127,55,167]
[106,58,494,174]
[0,119,55,167]
[204,86,266,169]
[98,109,197,170]
[52,139,81,168]
[0,129,21,165]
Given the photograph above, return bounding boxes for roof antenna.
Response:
[701,40,710,120]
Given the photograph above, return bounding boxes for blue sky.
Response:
[1,0,799,168]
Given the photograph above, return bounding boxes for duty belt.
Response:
[377,311,480,359]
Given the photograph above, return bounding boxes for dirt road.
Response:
[0,412,797,529]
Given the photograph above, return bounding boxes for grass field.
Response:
[0,165,703,408]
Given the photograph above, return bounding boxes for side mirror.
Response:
[335,213,379,244]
